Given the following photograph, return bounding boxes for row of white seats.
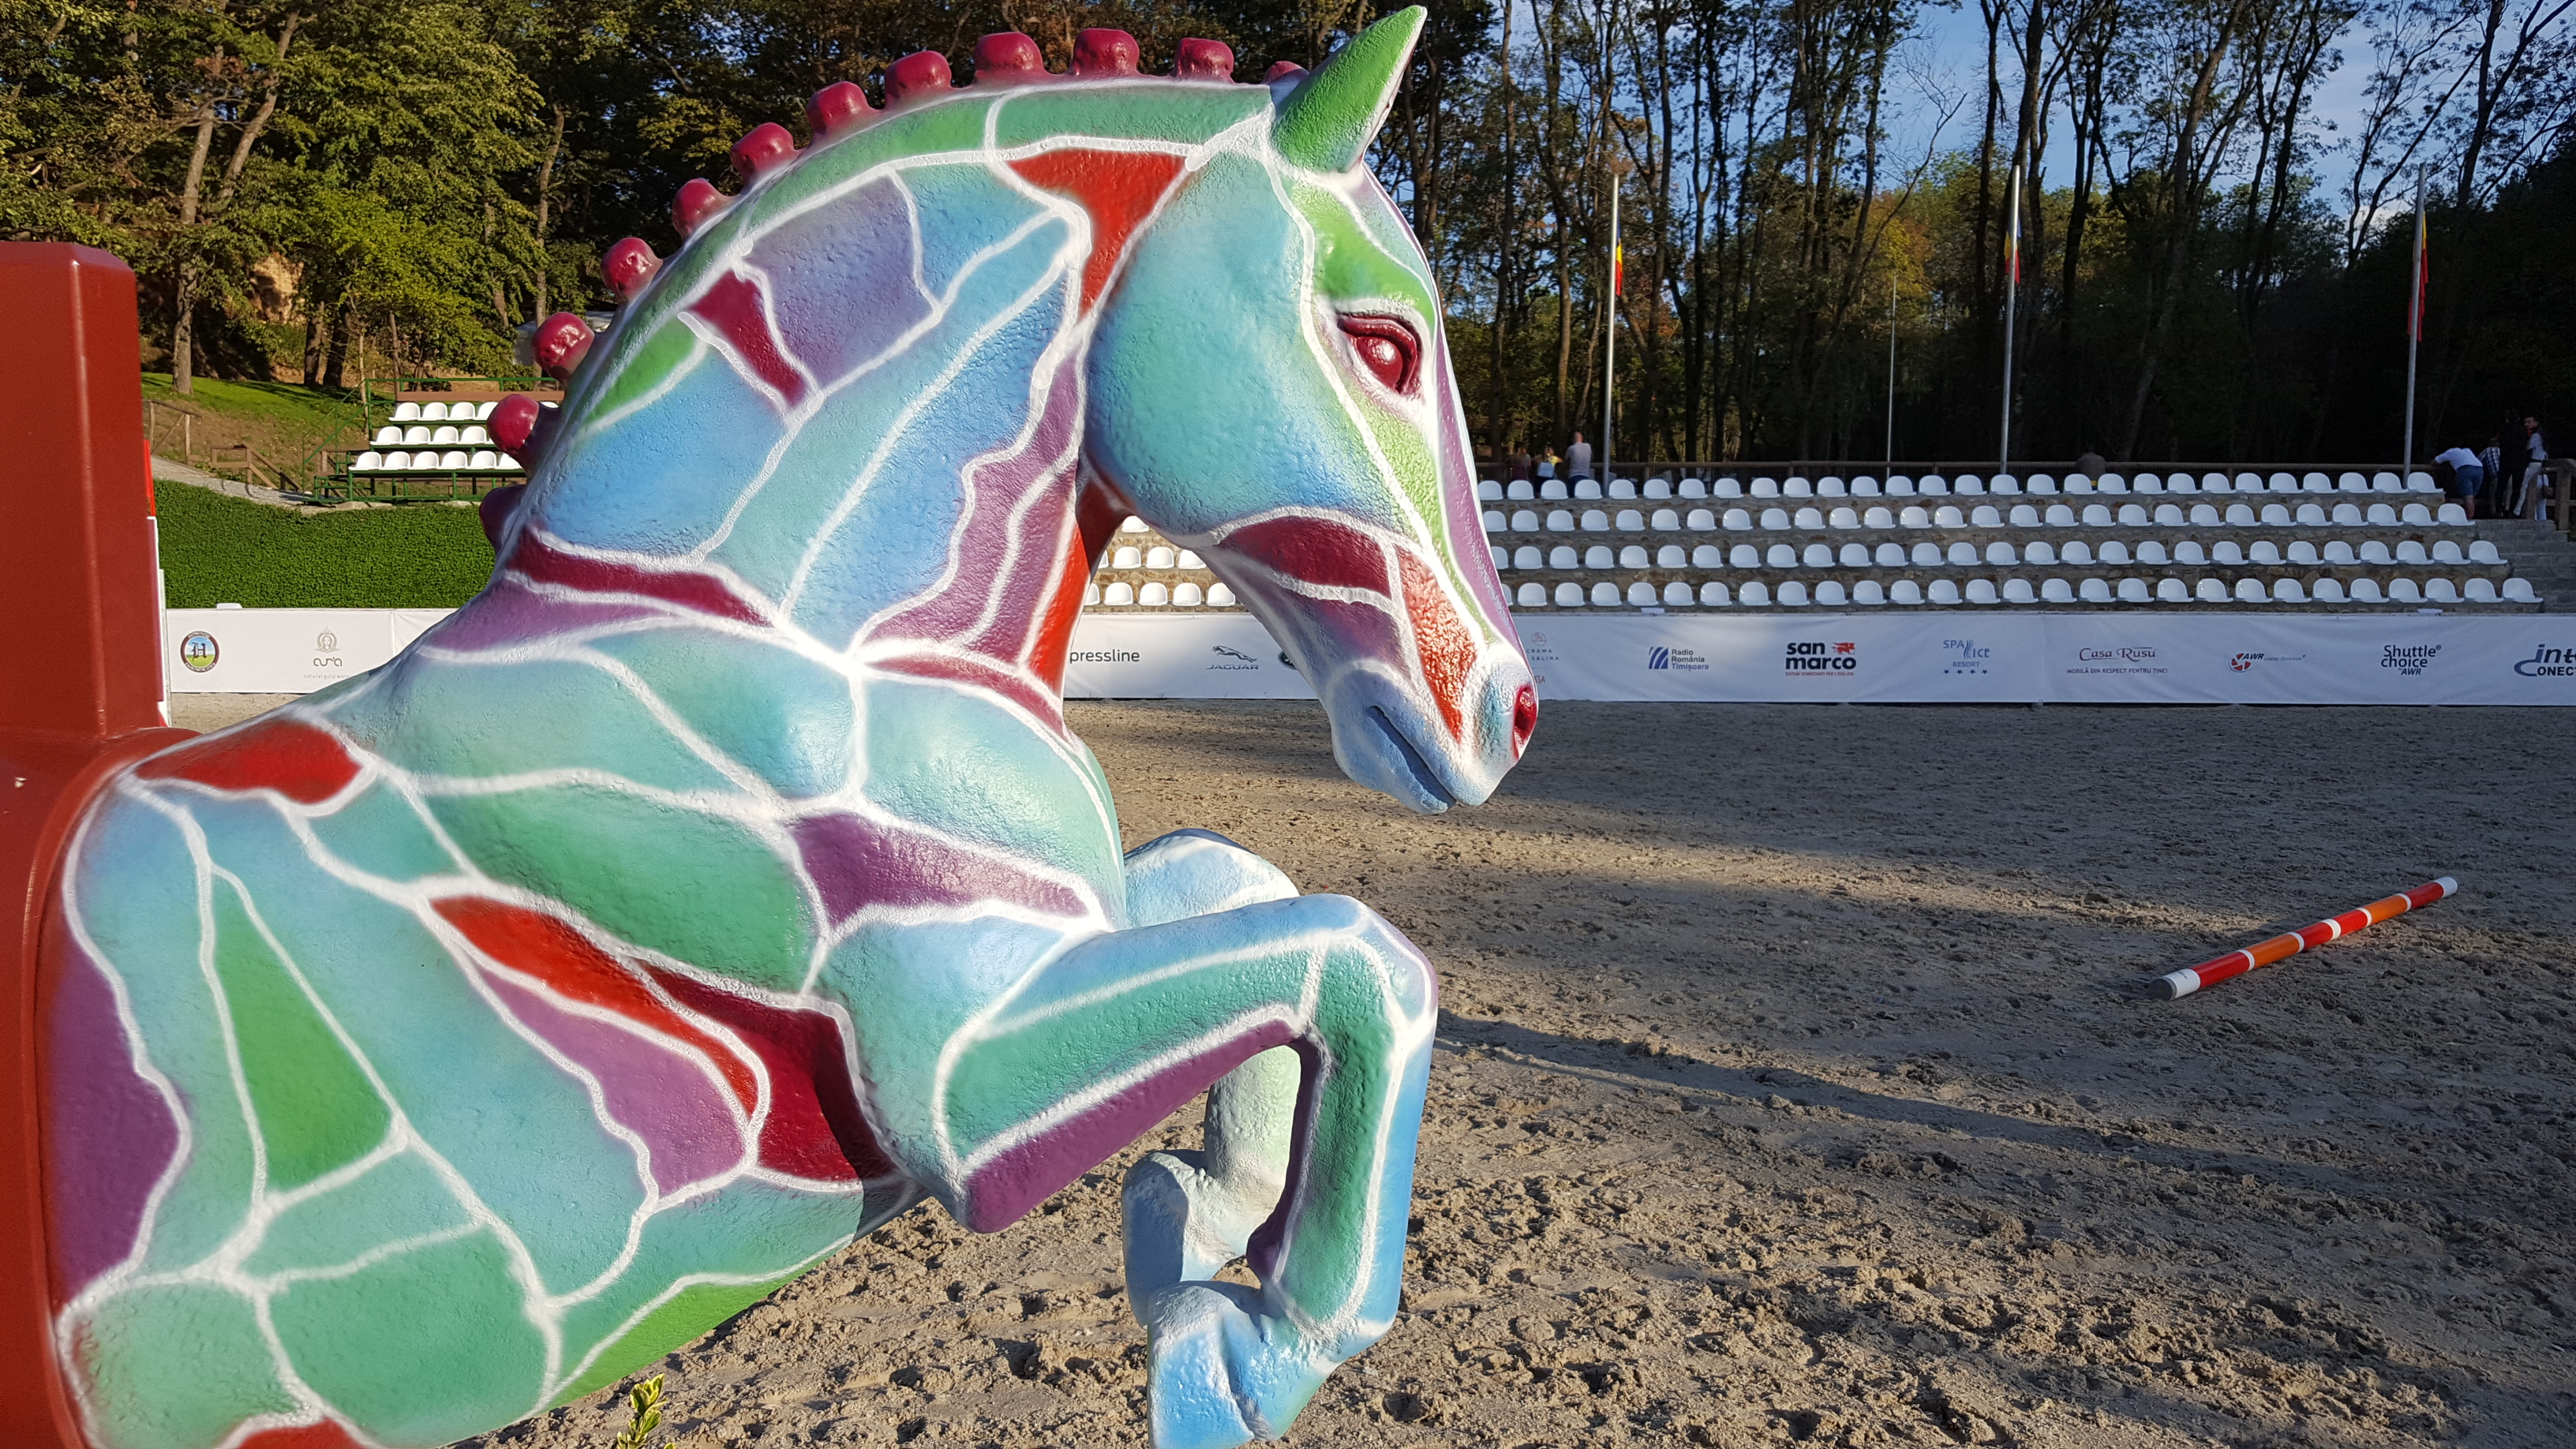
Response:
[350,450,523,473]
[1488,500,2473,534]
[388,400,503,422]
[1103,545,1208,571]
[1515,576,2540,608]
[1500,536,2507,572]
[1478,471,2440,504]
[373,424,492,447]
[1086,581,1238,607]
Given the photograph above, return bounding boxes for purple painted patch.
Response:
[45,930,182,1301]
[413,577,665,653]
[477,972,748,1195]
[754,180,938,388]
[961,1021,1298,1232]
[791,813,1088,923]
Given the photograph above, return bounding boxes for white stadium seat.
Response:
[1556,582,1585,606]
[1854,580,1888,605]
[2338,472,2367,492]
[1609,480,1636,500]
[2387,578,2423,602]
[1723,508,1754,530]
[2312,578,2345,602]
[1876,542,1906,566]
[2272,578,2305,601]
[1478,480,1502,500]
[1778,581,1811,606]
[1146,545,1177,568]
[1645,478,1672,499]
[1679,478,1709,498]
[1760,507,1792,530]
[432,425,460,444]
[1485,509,1507,531]
[352,451,383,471]
[1750,477,1780,497]
[383,451,412,469]
[1103,582,1135,605]
[2504,578,2540,601]
[1731,544,1761,567]
[1803,543,1833,567]
[2156,578,2190,601]
[1139,582,1170,606]
[391,402,420,421]
[1517,582,1545,605]
[1986,541,2016,564]
[1626,581,1656,605]
[2424,578,2461,603]
[2469,539,2502,563]
[1584,545,1615,568]
[1793,507,1825,528]
[1112,545,1143,568]
[1927,579,1961,605]
[1890,579,1924,605]
[2113,578,2146,602]
[403,425,431,444]
[1658,545,1688,567]
[1971,505,2003,526]
[2196,578,2230,602]
[1619,545,1649,567]
[2350,578,2384,601]
[468,450,498,470]
[2395,539,2429,564]
[1816,580,1850,605]
[1589,582,1619,605]
[2464,578,2498,601]
[2011,504,2041,526]
[2406,472,2437,492]
[1713,477,1744,497]
[1830,507,1861,528]
[1664,581,1694,605]
[2042,578,2075,602]
[1508,480,1535,500]
[1784,477,1814,497]
[1546,481,1573,500]
[1839,543,1870,567]
[2004,578,2037,603]
[1965,578,2000,604]
[2432,539,2465,564]
[2027,541,2057,564]
[1945,541,1977,565]
[1739,582,1771,605]
[1691,545,1723,566]
[1701,582,1730,605]
[1767,543,1798,567]
[2436,503,2469,524]
[1550,545,1578,568]
[1650,507,1681,530]
[373,426,402,444]
[1684,508,1717,530]
[1546,509,1576,531]
[2372,471,2402,490]
[1581,509,1611,530]
[1513,545,1542,568]
[1934,505,1967,526]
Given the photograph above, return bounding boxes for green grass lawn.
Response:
[140,373,367,435]
[156,481,496,608]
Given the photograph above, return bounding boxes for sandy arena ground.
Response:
[175,697,2576,1448]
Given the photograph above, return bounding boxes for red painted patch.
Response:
[137,719,361,804]
[433,897,760,1114]
[686,270,809,405]
[875,651,1059,725]
[1397,549,1474,739]
[1028,515,1091,696]
[237,1421,366,1449]
[1215,516,1391,597]
[1009,150,1187,313]
[510,533,766,624]
[648,968,900,1183]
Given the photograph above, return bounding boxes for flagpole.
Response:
[1603,164,1623,483]
[1886,274,1897,468]
[2402,183,2425,473]
[1999,157,2022,474]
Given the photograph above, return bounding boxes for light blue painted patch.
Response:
[353,651,741,796]
[859,676,1121,892]
[540,339,784,556]
[903,163,1055,303]
[584,623,856,799]
[298,778,460,885]
[242,1148,473,1279]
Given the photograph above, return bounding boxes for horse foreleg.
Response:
[1117,830,1301,1299]
[938,894,1435,1449]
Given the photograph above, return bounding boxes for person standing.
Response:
[2482,435,2507,518]
[1508,443,1533,482]
[1537,444,1560,479]
[1566,431,1594,481]
[2436,444,2484,516]
[2522,416,2549,519]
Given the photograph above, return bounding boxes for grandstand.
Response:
[1084,469,2573,612]
[344,399,523,479]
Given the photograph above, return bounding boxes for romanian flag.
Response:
[1612,243,1623,296]
[2003,162,2024,285]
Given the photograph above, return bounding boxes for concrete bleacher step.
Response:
[2484,519,2576,611]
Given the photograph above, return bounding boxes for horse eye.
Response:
[1338,316,1418,394]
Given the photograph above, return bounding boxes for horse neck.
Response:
[485,153,1122,729]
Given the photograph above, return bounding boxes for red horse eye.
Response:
[1338,316,1419,394]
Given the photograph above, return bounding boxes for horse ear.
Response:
[1271,6,1425,173]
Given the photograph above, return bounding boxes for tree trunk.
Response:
[1488,0,1518,457]
[534,103,569,316]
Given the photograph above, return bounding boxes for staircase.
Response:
[2483,516,2576,611]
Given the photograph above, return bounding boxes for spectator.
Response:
[2435,444,2484,516]
[1537,445,1561,479]
[1566,432,1594,480]
[2523,416,2549,519]
[2074,450,2107,479]
[2482,435,2507,518]
[1508,444,1533,482]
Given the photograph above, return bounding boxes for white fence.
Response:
[163,608,2576,706]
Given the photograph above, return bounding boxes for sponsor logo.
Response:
[1647,646,1710,672]
[316,630,339,652]
[1785,639,1858,674]
[2227,650,2307,672]
[1940,638,1993,676]
[1208,645,1260,672]
[1067,649,1142,664]
[2515,643,2576,677]
[2382,643,2441,677]
[2067,643,2166,676]
[179,631,219,672]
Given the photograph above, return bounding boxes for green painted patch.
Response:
[595,323,703,420]
[426,781,814,990]
[213,882,391,1191]
[551,1271,799,1406]
[76,1285,298,1449]
[989,86,1264,150]
[271,1230,545,1445]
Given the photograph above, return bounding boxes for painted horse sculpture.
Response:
[39,10,1534,1449]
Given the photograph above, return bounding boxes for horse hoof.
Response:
[1142,1281,1329,1449]
[1123,1150,1278,1295]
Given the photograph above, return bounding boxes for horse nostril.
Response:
[1511,684,1538,756]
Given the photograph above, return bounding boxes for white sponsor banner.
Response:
[167,607,2576,706]
[166,608,402,694]
[1061,614,1316,699]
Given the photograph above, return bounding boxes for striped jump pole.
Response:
[2157,878,2457,1000]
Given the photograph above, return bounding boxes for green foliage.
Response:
[610,1374,664,1449]
[155,481,496,608]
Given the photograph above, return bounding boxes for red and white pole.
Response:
[2158,878,2457,1000]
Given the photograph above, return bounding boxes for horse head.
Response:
[1081,9,1537,812]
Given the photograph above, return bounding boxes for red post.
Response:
[0,243,193,1449]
